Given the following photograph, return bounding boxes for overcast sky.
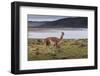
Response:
[28,14,70,21]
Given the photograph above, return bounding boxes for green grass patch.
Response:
[28,39,88,61]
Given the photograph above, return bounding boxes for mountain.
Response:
[28,21,49,28]
[28,17,88,28]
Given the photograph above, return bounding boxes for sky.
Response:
[28,14,70,21]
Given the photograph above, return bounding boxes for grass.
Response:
[28,39,88,61]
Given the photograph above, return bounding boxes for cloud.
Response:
[28,14,69,21]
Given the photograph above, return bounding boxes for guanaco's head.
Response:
[62,32,64,35]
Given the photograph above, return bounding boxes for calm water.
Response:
[28,28,88,39]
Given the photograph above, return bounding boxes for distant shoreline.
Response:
[28,28,87,32]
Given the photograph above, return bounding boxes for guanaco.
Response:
[44,32,64,48]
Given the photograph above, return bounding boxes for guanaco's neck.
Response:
[59,33,64,40]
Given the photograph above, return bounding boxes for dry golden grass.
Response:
[28,39,88,61]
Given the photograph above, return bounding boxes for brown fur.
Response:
[44,32,64,48]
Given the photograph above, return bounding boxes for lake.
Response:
[28,28,88,39]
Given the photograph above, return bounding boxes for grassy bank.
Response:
[28,39,88,61]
